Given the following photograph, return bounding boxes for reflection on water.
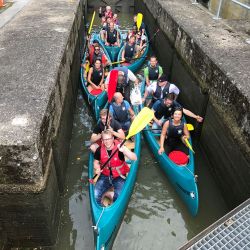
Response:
[55,12,228,250]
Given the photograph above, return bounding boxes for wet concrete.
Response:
[0,0,86,247]
[135,0,250,208]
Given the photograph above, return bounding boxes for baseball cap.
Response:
[158,74,168,82]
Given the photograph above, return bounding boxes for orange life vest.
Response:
[100,140,130,178]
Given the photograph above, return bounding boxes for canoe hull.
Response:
[89,130,141,249]
[140,80,199,216]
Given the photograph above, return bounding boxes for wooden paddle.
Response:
[89,107,154,184]
[136,13,143,31]
[104,69,119,129]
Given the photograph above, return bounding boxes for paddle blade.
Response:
[107,70,118,102]
[187,124,194,131]
[136,13,143,31]
[88,11,96,35]
[126,107,154,139]
[185,138,195,154]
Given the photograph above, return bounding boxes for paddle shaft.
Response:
[104,103,111,129]
[111,56,148,65]
[82,11,96,60]
[90,139,126,181]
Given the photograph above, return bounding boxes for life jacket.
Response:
[111,101,130,123]
[148,65,160,81]
[100,140,130,178]
[124,43,135,62]
[153,82,170,101]
[154,100,175,120]
[91,66,103,86]
[105,11,113,19]
[114,66,129,87]
[107,28,118,44]
[168,119,184,139]
[89,47,107,66]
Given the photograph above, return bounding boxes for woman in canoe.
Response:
[93,129,137,206]
[87,59,105,93]
[158,107,190,157]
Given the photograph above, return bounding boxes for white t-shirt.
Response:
[146,81,180,97]
[105,69,137,85]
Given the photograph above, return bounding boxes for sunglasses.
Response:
[95,48,100,51]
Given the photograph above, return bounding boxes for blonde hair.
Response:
[100,109,111,117]
[101,129,113,138]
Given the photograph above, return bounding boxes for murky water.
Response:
[55,12,228,250]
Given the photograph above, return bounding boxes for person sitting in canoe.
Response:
[89,44,110,68]
[142,74,180,107]
[105,67,139,103]
[87,59,105,94]
[133,14,146,35]
[158,107,190,158]
[90,109,125,153]
[121,35,140,64]
[144,56,163,87]
[113,13,120,28]
[93,129,137,206]
[100,16,113,40]
[152,93,203,134]
[135,31,146,49]
[125,26,137,42]
[105,21,120,47]
[110,92,135,132]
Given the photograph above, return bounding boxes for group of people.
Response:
[141,55,203,161]
[99,6,120,47]
[84,10,204,206]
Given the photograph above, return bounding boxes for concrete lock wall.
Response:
[135,0,250,208]
[0,0,86,247]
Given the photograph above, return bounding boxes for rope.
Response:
[92,207,105,231]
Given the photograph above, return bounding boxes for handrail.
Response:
[232,0,250,10]
[213,0,250,19]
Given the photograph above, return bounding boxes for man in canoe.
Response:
[121,35,140,64]
[144,56,163,87]
[89,44,110,68]
[105,67,139,103]
[90,109,125,153]
[110,92,135,132]
[152,93,203,133]
[158,108,190,163]
[93,129,137,206]
[105,21,120,47]
[142,74,180,107]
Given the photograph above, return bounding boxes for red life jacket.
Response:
[100,140,130,178]
[89,46,107,66]
[105,11,113,19]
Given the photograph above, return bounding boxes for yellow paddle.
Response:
[89,107,154,183]
[88,11,96,35]
[136,13,143,31]
[185,138,195,154]
[187,124,194,131]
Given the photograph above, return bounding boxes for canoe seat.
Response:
[102,187,114,207]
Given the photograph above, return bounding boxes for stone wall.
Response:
[135,0,250,208]
[0,0,86,246]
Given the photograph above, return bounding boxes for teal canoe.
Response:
[140,80,199,216]
[117,34,149,73]
[88,110,141,249]
[80,34,111,120]
[98,30,124,62]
